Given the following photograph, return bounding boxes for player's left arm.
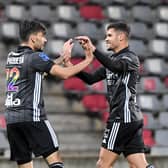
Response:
[75,36,135,73]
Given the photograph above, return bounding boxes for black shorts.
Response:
[101,120,145,157]
[7,120,59,163]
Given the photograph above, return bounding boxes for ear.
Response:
[119,32,124,41]
[30,34,36,43]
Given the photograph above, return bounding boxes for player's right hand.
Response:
[75,36,96,52]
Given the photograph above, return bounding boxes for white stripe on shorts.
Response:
[44,120,59,148]
[107,122,120,150]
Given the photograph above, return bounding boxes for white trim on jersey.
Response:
[33,72,42,121]
[107,122,120,150]
[8,51,22,56]
[45,120,59,148]
[123,73,131,123]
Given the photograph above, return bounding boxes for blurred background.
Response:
[0,0,168,167]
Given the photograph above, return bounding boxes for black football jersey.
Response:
[77,47,143,123]
[5,46,54,124]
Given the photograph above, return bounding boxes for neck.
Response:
[114,42,128,53]
[21,42,35,51]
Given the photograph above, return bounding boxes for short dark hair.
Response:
[19,20,47,42]
[107,21,130,38]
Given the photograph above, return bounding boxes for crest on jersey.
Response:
[39,52,49,61]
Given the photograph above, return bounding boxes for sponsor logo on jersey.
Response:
[5,93,21,107]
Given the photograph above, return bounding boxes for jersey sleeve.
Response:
[76,67,106,85]
[93,49,125,72]
[93,49,139,73]
[30,52,54,73]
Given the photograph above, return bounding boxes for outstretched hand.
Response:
[75,36,95,62]
[75,36,96,52]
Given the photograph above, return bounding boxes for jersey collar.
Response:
[17,46,33,52]
[112,46,129,57]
